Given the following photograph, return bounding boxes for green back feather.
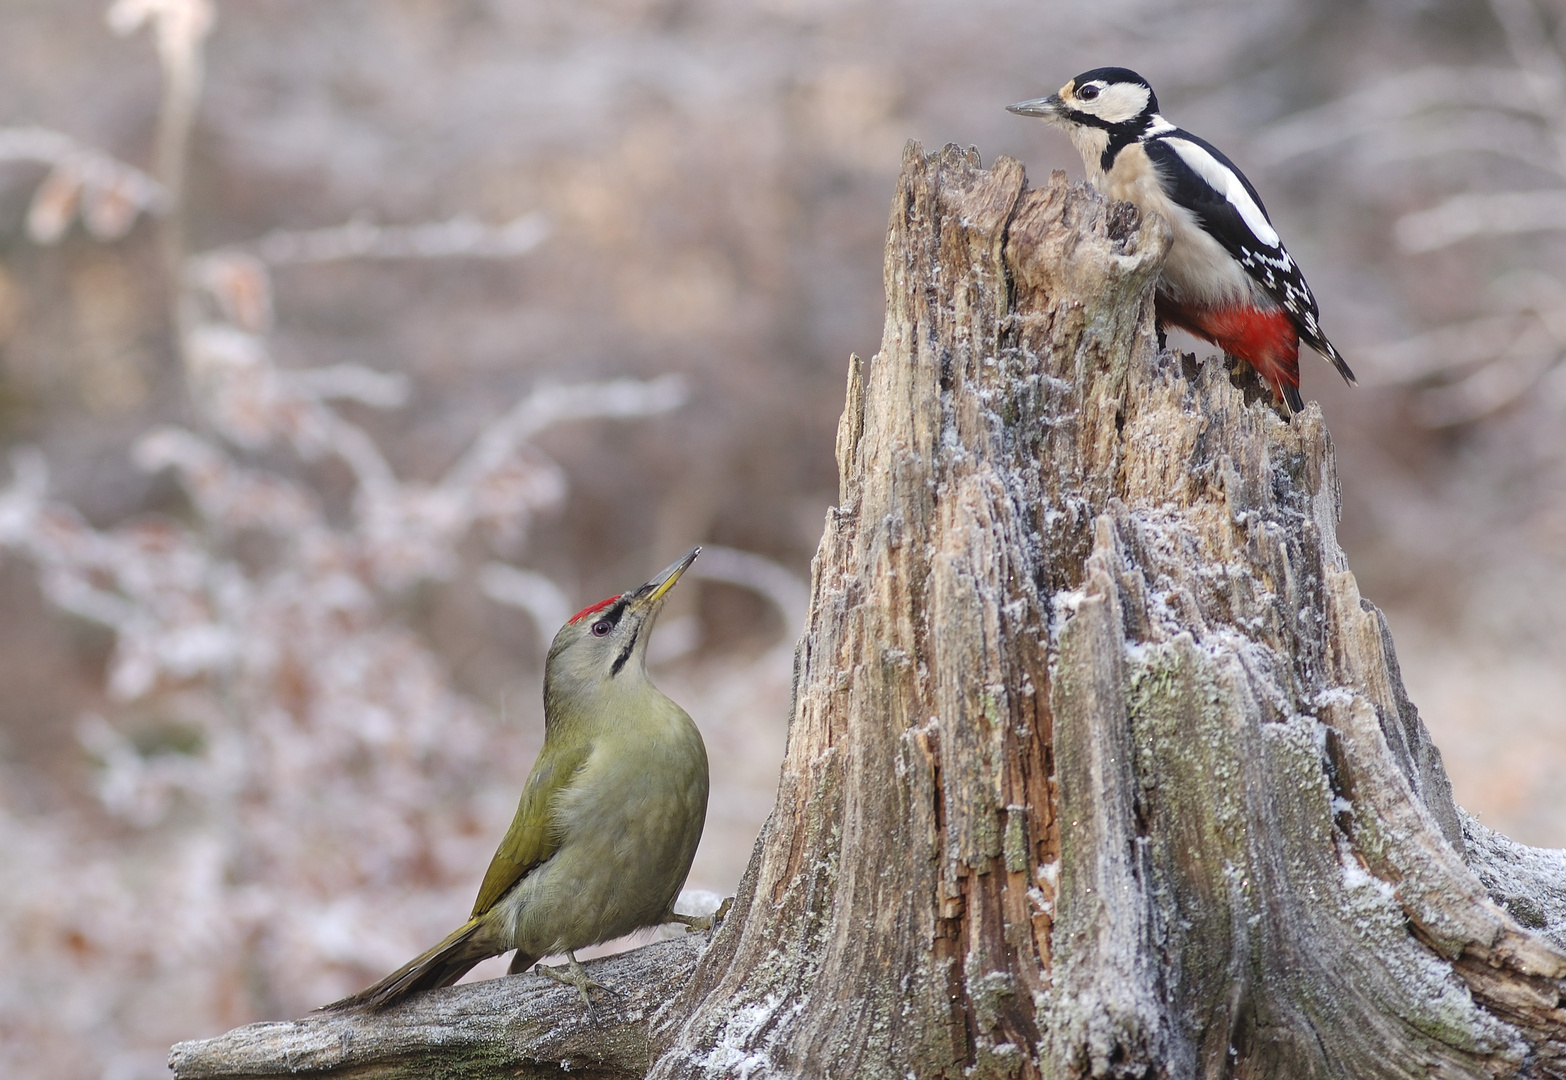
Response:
[471,742,591,916]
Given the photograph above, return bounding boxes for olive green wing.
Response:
[470,743,592,917]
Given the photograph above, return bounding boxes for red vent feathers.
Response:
[1155,298,1301,399]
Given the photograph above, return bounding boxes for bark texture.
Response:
[168,936,704,1080]
[170,144,1566,1079]
[650,144,1566,1078]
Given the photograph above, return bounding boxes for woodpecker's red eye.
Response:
[1078,84,1100,101]
[591,619,613,637]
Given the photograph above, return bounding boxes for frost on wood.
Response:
[168,936,706,1080]
[163,143,1566,1079]
[649,144,1566,1078]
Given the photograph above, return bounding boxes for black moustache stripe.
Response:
[1064,109,1116,130]
[1103,126,1144,173]
[610,635,636,676]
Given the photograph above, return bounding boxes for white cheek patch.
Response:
[1163,137,1280,249]
[1087,83,1151,125]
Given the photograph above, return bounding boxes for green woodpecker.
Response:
[326,548,710,1010]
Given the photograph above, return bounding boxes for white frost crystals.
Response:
[0,364,687,800]
[0,127,166,243]
[1048,587,1091,643]
[693,992,803,1080]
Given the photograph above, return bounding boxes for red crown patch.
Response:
[568,595,620,624]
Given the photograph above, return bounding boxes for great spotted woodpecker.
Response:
[1008,67,1354,413]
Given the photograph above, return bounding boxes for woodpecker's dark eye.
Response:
[1078,84,1101,101]
[591,619,613,637]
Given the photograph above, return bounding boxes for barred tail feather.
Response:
[1311,334,1357,387]
[321,918,499,1012]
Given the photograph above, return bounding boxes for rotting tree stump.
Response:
[171,144,1566,1080]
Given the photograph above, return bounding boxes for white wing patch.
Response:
[1163,137,1280,249]
[1143,113,1176,137]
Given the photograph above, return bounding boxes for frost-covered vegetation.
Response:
[0,4,796,1075]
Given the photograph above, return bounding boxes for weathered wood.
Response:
[649,144,1566,1078]
[168,936,704,1079]
[170,143,1566,1079]
[652,145,1093,1080]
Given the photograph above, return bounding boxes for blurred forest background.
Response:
[3,0,1566,1076]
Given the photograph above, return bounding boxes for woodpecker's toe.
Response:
[669,896,734,935]
[536,952,617,1007]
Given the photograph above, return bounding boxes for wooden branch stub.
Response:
[168,936,705,1079]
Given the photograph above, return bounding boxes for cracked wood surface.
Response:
[652,144,1566,1079]
[168,936,704,1079]
[170,144,1566,1079]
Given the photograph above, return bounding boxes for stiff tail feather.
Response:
[1311,335,1357,388]
[321,918,513,1012]
[1277,378,1305,416]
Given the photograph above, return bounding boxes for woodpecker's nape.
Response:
[324,547,710,1012]
[1009,68,1353,414]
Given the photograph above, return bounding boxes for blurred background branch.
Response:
[0,126,165,243]
[1264,0,1566,426]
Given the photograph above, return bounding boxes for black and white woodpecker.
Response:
[1009,67,1355,413]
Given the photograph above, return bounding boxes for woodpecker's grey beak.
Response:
[628,547,700,613]
[1006,94,1064,118]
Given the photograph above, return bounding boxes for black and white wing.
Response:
[1144,131,1355,385]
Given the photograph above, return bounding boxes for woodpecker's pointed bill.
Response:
[630,547,699,612]
[1006,94,1065,119]
[1009,67,1355,414]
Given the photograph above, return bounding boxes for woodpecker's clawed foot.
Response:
[536,951,617,1007]
[670,896,734,934]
